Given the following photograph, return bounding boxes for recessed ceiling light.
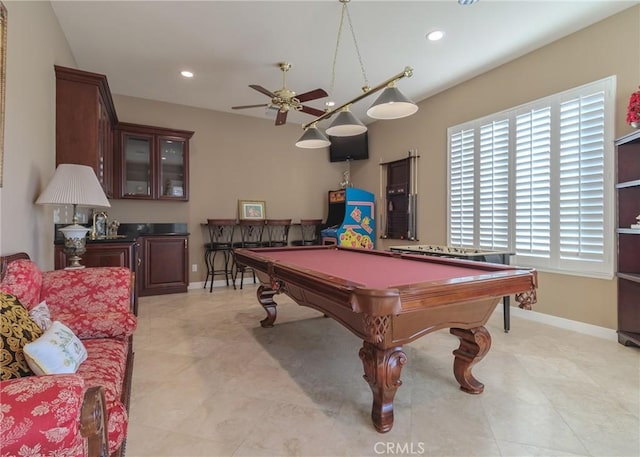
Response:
[180,70,194,78]
[427,30,444,41]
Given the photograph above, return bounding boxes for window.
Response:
[447,77,615,278]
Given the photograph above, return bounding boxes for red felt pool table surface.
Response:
[233,245,537,434]
[257,247,494,289]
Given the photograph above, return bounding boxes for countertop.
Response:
[54,223,189,244]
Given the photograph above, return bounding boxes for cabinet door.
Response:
[139,236,188,296]
[55,66,117,196]
[97,100,113,197]
[158,136,188,200]
[121,133,154,199]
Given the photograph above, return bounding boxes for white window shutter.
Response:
[479,120,510,250]
[447,76,614,278]
[449,129,475,247]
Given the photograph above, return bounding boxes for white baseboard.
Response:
[496,305,618,342]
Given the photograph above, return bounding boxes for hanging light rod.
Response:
[301,66,414,131]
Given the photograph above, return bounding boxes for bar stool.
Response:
[232,219,266,289]
[204,219,236,292]
[263,219,292,247]
[291,219,322,246]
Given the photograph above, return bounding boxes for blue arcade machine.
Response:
[321,188,376,249]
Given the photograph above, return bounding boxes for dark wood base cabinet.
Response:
[615,130,640,347]
[138,236,189,297]
[55,242,135,271]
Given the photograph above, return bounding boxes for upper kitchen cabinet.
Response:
[115,123,194,201]
[55,66,118,197]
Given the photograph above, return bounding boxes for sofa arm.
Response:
[0,375,107,457]
[81,386,109,457]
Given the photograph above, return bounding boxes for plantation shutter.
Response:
[448,129,475,247]
[558,91,605,262]
[514,107,551,258]
[447,76,613,278]
[479,119,510,250]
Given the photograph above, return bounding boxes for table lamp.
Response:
[36,164,110,268]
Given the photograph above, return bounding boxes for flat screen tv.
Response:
[329,132,369,162]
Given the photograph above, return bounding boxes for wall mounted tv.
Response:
[329,132,369,162]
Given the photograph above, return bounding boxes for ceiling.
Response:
[50,0,638,128]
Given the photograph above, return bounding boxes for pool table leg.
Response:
[257,285,278,328]
[450,326,491,394]
[359,342,407,433]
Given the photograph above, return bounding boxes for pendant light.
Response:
[325,106,367,136]
[367,83,419,120]
[295,123,331,149]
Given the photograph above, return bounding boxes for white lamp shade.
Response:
[296,126,331,149]
[36,164,110,208]
[325,110,368,137]
[366,86,419,120]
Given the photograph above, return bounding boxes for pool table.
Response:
[234,245,537,433]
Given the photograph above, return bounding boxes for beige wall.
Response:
[0,1,75,267]
[110,95,346,282]
[354,6,640,329]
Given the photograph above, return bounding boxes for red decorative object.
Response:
[626,85,640,126]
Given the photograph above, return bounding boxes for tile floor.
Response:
[126,284,639,457]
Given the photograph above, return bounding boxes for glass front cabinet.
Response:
[116,123,194,201]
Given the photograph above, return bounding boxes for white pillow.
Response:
[23,321,87,375]
[29,300,52,331]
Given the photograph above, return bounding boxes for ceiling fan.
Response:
[232,62,328,126]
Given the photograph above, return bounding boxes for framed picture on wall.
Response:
[238,200,266,220]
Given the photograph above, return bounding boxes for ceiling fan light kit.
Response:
[232,62,328,126]
[295,0,418,149]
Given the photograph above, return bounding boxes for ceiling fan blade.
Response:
[232,103,269,110]
[300,105,326,117]
[296,88,328,103]
[275,110,288,126]
[249,84,276,98]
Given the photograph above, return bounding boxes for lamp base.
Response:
[65,255,86,269]
[59,224,90,269]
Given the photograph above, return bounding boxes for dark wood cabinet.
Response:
[615,129,640,347]
[54,242,135,270]
[115,123,194,201]
[137,235,189,296]
[55,66,118,198]
[385,158,410,239]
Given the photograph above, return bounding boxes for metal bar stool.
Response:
[232,219,266,289]
[263,219,292,247]
[204,219,236,292]
[291,219,322,246]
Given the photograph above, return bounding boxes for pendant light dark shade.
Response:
[295,125,331,149]
[366,86,418,120]
[325,108,368,137]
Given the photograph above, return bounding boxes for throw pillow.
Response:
[0,292,43,380]
[29,300,53,331]
[23,320,88,375]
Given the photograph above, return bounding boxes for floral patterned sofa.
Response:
[0,253,137,457]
